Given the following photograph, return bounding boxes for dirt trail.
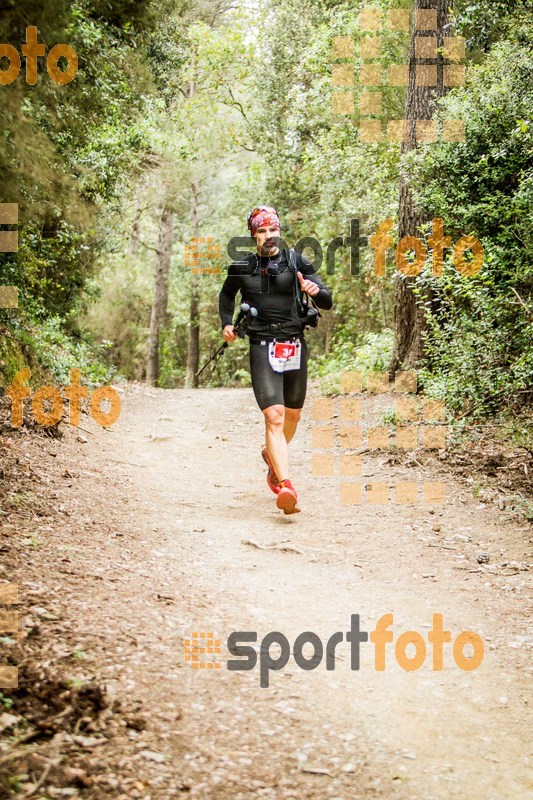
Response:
[3,384,532,799]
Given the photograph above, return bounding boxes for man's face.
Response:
[254,225,280,257]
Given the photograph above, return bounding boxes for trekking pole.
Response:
[233,303,257,338]
[196,303,258,379]
[195,342,228,379]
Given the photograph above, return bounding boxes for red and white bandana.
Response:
[247,206,281,236]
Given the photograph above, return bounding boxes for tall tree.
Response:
[146,203,176,384]
[389,0,453,374]
[185,177,201,387]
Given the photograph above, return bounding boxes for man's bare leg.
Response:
[263,404,289,481]
[263,405,303,482]
[283,407,302,445]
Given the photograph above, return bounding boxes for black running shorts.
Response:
[249,338,308,411]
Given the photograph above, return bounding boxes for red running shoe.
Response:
[276,480,301,515]
[261,447,281,495]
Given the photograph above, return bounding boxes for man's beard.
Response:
[260,239,278,255]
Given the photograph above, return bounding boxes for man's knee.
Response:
[285,407,302,424]
[263,404,285,429]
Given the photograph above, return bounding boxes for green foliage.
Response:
[84,250,152,381]
[0,0,159,382]
[1,0,531,431]
[382,407,399,426]
[454,0,532,53]
[7,774,29,792]
[497,412,533,452]
[0,693,14,710]
[157,326,185,388]
[409,29,533,415]
[310,329,394,395]
[20,316,114,386]
[1,312,113,388]
[417,266,533,415]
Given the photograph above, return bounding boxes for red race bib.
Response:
[274,342,296,359]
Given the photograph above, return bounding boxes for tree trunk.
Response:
[324,310,334,356]
[185,177,201,388]
[185,274,201,387]
[146,205,175,385]
[129,176,145,257]
[390,0,452,375]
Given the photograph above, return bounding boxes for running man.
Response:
[219,206,333,514]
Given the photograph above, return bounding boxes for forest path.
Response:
[11,383,532,799]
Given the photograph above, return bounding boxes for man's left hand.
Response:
[297,271,320,297]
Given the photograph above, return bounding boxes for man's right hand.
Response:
[223,324,237,342]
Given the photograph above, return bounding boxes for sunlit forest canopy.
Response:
[0,0,531,420]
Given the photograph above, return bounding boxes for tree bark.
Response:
[324,310,334,356]
[146,205,175,385]
[129,175,146,257]
[390,0,453,375]
[185,274,201,387]
[185,177,201,387]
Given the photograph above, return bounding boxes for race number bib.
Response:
[268,340,302,373]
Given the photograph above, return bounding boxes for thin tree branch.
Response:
[130,234,162,256]
[510,286,532,316]
[224,85,248,121]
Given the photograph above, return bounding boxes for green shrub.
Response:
[409,31,533,416]
[310,329,394,395]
